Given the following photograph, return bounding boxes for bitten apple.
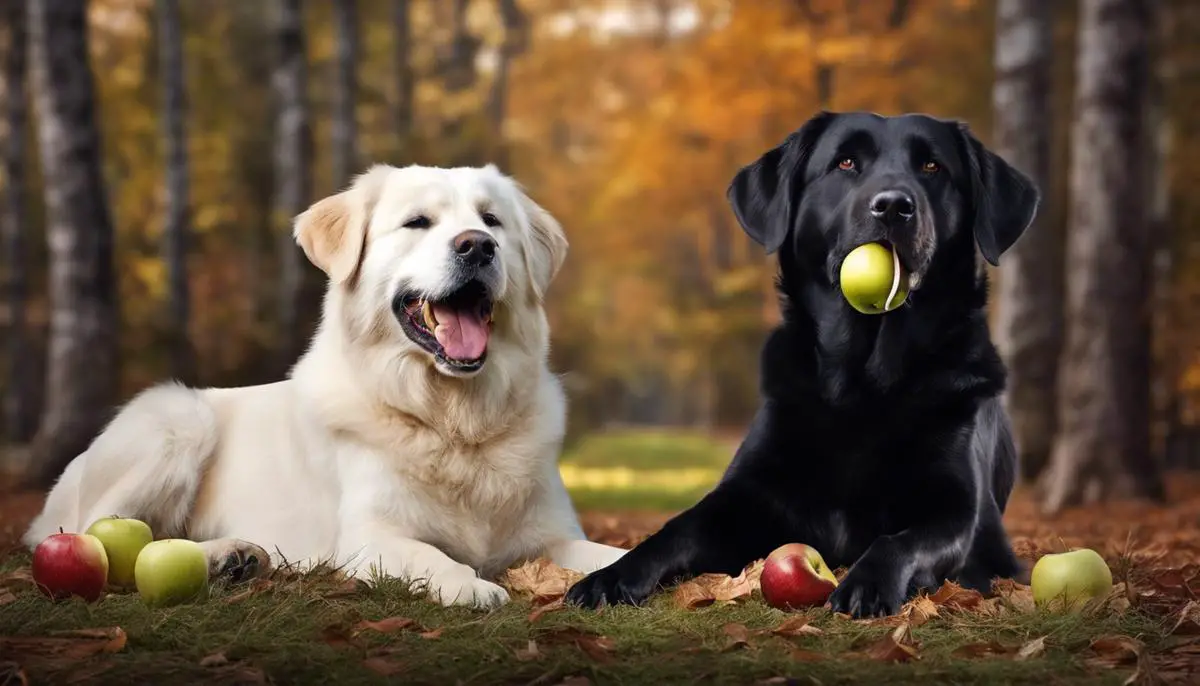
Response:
[760,543,838,610]
[1031,548,1112,611]
[135,539,209,607]
[85,516,153,589]
[31,529,110,602]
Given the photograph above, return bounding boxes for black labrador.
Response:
[566,111,1039,618]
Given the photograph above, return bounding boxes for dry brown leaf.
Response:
[419,628,443,640]
[672,579,717,609]
[528,597,565,623]
[325,577,367,599]
[362,656,405,676]
[0,568,32,590]
[929,580,984,611]
[952,641,1014,659]
[0,589,15,607]
[0,627,128,664]
[771,616,822,637]
[672,569,757,609]
[199,652,229,668]
[514,640,542,662]
[722,622,752,651]
[1088,635,1143,667]
[541,627,615,663]
[788,647,827,662]
[899,595,939,627]
[353,617,416,636]
[863,633,920,663]
[321,624,359,651]
[1015,635,1047,661]
[992,578,1037,614]
[1170,600,1200,635]
[501,559,583,603]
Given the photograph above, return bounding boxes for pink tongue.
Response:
[432,305,489,361]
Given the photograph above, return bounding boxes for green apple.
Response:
[85,516,154,589]
[1031,548,1113,611]
[839,242,909,314]
[135,539,209,607]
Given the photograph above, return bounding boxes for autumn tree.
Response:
[0,0,35,443]
[332,0,359,189]
[27,0,120,486]
[157,0,195,384]
[1043,0,1161,511]
[992,0,1060,482]
[273,0,313,372]
[393,0,413,142]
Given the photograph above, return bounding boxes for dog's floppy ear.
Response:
[956,124,1040,266]
[515,187,569,302]
[293,165,389,285]
[727,112,833,254]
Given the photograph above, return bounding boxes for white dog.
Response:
[24,164,626,608]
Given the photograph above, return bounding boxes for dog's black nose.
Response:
[452,230,497,266]
[869,190,916,226]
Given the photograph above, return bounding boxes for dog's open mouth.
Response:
[396,280,494,372]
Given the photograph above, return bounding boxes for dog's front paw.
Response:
[428,569,510,610]
[198,538,273,584]
[828,564,907,619]
[565,562,654,609]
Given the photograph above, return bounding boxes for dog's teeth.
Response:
[421,300,438,329]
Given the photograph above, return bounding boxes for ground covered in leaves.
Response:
[4,471,1200,684]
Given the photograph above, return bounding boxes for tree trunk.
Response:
[26,0,120,487]
[487,0,528,171]
[332,0,358,189]
[1,0,37,444]
[272,0,313,373]
[1042,0,1161,513]
[991,0,1059,483]
[157,0,195,385]
[392,0,413,141]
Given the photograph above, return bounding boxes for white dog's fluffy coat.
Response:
[24,164,626,608]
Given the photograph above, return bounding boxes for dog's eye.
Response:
[481,212,502,228]
[837,158,856,171]
[921,160,940,173]
[402,215,432,230]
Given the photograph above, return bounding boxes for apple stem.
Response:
[58,526,64,535]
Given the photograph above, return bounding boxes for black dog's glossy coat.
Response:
[565,112,1040,618]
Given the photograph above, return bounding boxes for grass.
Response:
[0,552,1166,685]
[560,429,729,511]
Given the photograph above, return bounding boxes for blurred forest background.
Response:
[0,0,1197,514]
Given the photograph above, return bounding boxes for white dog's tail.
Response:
[23,383,219,548]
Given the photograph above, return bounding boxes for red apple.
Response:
[761,543,838,610]
[31,528,110,602]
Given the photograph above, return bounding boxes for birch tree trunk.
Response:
[272,0,313,372]
[992,0,1060,483]
[157,0,195,384]
[1042,0,1162,512]
[1,0,36,443]
[332,0,358,189]
[27,0,120,487]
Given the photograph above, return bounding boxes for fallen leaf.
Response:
[0,627,127,664]
[788,647,827,662]
[898,595,939,627]
[529,597,565,623]
[1015,635,1047,661]
[0,568,32,590]
[952,641,1013,658]
[672,578,716,609]
[929,580,984,611]
[771,616,823,637]
[419,628,443,640]
[353,617,416,636]
[0,590,15,607]
[325,577,367,599]
[992,578,1037,614]
[540,627,615,663]
[514,639,542,662]
[1171,600,1200,635]
[672,569,758,609]
[320,624,359,651]
[199,652,228,667]
[722,622,752,651]
[501,559,583,603]
[1088,635,1143,667]
[863,633,920,663]
[362,656,405,676]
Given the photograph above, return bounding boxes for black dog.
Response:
[566,111,1039,618]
